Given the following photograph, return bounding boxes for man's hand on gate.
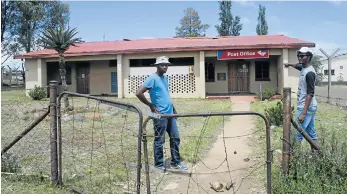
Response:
[149,104,158,113]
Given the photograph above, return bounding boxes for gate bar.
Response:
[57,91,144,194]
[142,111,272,194]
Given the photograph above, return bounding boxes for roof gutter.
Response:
[14,43,315,59]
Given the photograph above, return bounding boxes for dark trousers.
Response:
[153,117,181,167]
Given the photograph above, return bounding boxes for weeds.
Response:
[252,100,347,193]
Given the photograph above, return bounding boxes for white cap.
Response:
[297,47,313,54]
[154,56,171,65]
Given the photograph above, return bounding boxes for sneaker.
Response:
[170,162,188,170]
[153,165,168,174]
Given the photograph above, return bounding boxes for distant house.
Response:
[320,53,347,85]
[14,35,315,98]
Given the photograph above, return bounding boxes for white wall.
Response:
[320,54,347,82]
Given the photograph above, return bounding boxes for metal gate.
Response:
[228,62,250,93]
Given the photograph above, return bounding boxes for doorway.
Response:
[76,62,90,94]
[228,61,250,93]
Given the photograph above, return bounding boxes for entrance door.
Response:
[228,62,250,93]
[76,62,90,94]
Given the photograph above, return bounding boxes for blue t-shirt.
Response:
[142,73,173,114]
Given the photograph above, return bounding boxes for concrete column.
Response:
[37,59,47,87]
[199,51,206,98]
[117,54,123,98]
[282,49,289,89]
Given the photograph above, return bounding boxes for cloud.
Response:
[139,37,155,39]
[312,41,344,56]
[236,1,257,8]
[328,0,342,6]
[241,17,251,25]
[267,16,280,24]
[276,32,289,36]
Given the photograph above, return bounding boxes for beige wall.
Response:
[89,60,117,95]
[276,48,300,97]
[25,59,47,96]
[205,60,228,94]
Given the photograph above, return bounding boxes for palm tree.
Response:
[40,26,82,109]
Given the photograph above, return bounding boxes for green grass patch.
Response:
[2,94,232,193]
[251,100,347,193]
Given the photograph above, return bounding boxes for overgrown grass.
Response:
[1,89,231,193]
[251,99,347,193]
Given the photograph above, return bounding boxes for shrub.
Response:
[28,86,47,100]
[258,88,277,101]
[265,101,284,126]
[273,131,347,193]
[1,152,21,173]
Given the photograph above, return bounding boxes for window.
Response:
[47,62,72,85]
[331,69,335,75]
[205,62,215,82]
[130,58,156,67]
[255,61,270,81]
[169,57,194,66]
[324,69,335,75]
[340,66,343,70]
[109,60,117,67]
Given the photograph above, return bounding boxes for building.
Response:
[320,53,347,85]
[14,35,315,98]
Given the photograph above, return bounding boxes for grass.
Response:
[251,99,347,193]
[1,89,232,193]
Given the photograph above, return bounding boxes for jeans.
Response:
[296,106,318,142]
[153,117,181,167]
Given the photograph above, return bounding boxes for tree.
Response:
[310,55,324,85]
[215,0,242,36]
[1,1,70,84]
[175,7,210,37]
[40,27,82,109]
[256,5,268,35]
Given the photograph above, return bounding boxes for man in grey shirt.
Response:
[285,47,318,152]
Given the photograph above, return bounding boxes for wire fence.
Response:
[141,112,271,194]
[1,97,51,193]
[56,92,144,193]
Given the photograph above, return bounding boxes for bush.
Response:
[264,101,295,126]
[28,86,47,100]
[1,152,21,173]
[265,101,284,126]
[258,88,277,101]
[273,131,347,193]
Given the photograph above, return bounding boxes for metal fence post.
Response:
[260,83,263,101]
[282,87,291,174]
[49,80,59,185]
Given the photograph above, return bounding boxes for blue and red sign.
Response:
[217,49,269,60]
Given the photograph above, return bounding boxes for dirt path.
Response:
[157,99,265,194]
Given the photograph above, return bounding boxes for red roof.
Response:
[14,35,315,59]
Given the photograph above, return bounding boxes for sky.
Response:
[4,0,347,67]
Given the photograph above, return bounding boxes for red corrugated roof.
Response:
[14,35,315,59]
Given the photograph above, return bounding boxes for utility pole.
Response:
[319,48,340,103]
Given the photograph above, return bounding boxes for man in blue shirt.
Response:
[136,56,188,173]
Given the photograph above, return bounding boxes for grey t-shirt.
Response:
[295,64,318,109]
